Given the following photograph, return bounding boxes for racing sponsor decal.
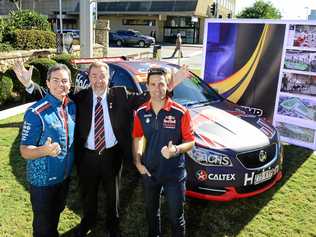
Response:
[244,165,279,186]
[240,106,263,117]
[257,118,276,139]
[75,71,89,92]
[196,170,208,182]
[195,170,236,182]
[21,121,32,141]
[163,115,176,129]
[189,148,233,167]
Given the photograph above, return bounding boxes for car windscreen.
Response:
[140,72,223,106]
[172,73,223,106]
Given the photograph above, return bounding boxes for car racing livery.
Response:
[71,58,283,201]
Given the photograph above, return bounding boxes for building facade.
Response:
[308,10,316,20]
[0,0,236,44]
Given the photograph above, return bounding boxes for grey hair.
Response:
[47,64,71,82]
[88,61,110,78]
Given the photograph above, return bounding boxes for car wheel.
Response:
[116,40,123,47]
[138,40,145,47]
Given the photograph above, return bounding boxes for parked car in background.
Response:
[111,30,155,47]
[57,29,80,40]
[109,32,125,47]
[73,58,284,202]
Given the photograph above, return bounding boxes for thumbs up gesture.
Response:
[44,137,61,157]
[161,140,179,159]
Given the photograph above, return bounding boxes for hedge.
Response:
[0,75,13,104]
[52,53,79,84]
[28,58,57,85]
[13,29,56,50]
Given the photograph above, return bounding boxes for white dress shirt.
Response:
[85,91,118,150]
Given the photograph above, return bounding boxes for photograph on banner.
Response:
[275,122,315,149]
[202,20,286,119]
[284,50,316,72]
[277,95,316,121]
[287,24,316,48]
[280,72,316,96]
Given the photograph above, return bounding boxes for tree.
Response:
[7,10,51,31]
[236,0,282,19]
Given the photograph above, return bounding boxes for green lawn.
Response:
[0,115,315,237]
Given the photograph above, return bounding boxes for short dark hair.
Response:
[47,64,71,82]
[147,67,168,84]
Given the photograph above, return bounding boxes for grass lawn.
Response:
[0,114,315,237]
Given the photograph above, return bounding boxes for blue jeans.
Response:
[29,178,70,237]
[143,175,186,237]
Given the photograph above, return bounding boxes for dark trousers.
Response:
[78,145,122,234]
[143,176,186,237]
[30,178,70,237]
[171,47,183,58]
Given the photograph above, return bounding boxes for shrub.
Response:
[7,10,51,31]
[0,17,4,42]
[0,75,13,104]
[12,29,56,50]
[0,42,13,52]
[52,53,79,83]
[28,58,57,85]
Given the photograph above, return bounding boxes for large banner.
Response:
[202,19,316,150]
[202,19,286,119]
[273,23,316,150]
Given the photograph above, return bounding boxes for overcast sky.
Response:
[235,0,316,19]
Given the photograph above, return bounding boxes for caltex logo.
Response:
[196,170,208,182]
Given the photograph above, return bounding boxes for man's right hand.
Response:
[43,137,61,157]
[135,162,151,177]
[13,58,34,88]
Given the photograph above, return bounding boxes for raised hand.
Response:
[13,58,34,88]
[44,137,61,157]
[161,140,178,159]
[168,64,190,91]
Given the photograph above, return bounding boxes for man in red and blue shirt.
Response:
[132,67,195,237]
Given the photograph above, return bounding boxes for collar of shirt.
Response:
[93,90,107,104]
[145,97,173,112]
[47,93,69,107]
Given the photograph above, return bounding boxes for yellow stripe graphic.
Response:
[210,25,270,102]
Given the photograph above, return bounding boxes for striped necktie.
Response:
[94,96,105,153]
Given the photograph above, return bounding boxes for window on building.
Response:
[122,19,156,26]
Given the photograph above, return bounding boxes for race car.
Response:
[72,58,283,201]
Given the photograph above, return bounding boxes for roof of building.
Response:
[73,0,198,14]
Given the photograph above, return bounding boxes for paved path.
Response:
[0,44,204,120]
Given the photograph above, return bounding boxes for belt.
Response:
[83,145,118,156]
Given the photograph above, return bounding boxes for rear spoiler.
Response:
[70,56,127,65]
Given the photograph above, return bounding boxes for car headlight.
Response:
[187,146,233,167]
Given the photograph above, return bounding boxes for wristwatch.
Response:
[174,145,180,156]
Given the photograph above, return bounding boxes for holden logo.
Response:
[196,170,208,182]
[258,150,267,162]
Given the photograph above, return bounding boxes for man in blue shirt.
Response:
[133,67,195,237]
[20,64,76,237]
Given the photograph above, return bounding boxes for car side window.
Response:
[110,67,137,92]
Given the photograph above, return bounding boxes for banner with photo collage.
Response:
[273,23,316,150]
[202,19,315,150]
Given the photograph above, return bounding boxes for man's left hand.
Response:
[161,140,178,159]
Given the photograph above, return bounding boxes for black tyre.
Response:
[138,40,145,47]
